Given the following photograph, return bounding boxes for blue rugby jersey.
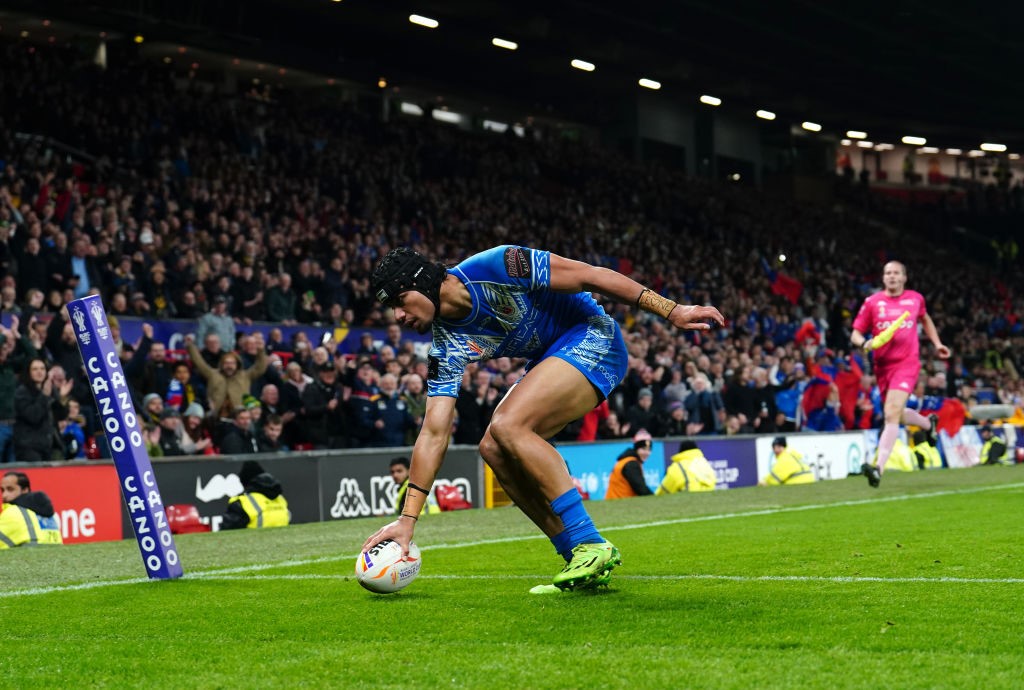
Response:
[427,245,612,397]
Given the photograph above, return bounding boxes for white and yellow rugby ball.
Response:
[356,539,422,594]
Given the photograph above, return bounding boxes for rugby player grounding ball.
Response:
[356,539,422,593]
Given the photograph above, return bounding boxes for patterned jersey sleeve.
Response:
[425,341,467,398]
[457,245,551,291]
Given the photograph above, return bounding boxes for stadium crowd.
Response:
[2,37,1024,462]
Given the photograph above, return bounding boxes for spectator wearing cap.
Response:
[656,440,717,494]
[157,407,185,457]
[185,331,267,419]
[242,394,263,429]
[300,361,348,449]
[661,400,687,436]
[979,424,1011,465]
[180,402,214,455]
[760,436,815,486]
[606,430,655,499]
[624,387,662,437]
[196,295,236,351]
[129,291,152,317]
[141,392,164,426]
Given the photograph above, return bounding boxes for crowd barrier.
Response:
[10,446,483,543]
[8,425,1019,544]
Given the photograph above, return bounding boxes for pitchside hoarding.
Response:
[756,432,865,482]
[69,296,182,579]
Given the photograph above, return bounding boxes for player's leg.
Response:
[877,388,911,473]
[482,356,620,589]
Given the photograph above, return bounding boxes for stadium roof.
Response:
[9,0,1024,150]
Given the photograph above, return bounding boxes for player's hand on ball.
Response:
[361,518,414,558]
[669,304,725,331]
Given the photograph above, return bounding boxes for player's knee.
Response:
[479,432,502,464]
[488,416,523,453]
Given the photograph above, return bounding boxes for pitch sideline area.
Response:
[2,467,1022,688]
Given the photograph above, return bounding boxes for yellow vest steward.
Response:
[228,492,290,529]
[764,449,815,485]
[0,504,64,548]
[394,480,441,515]
[871,439,916,473]
[981,438,1011,465]
[655,448,716,494]
[913,443,943,469]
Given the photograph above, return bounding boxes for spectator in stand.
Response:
[0,316,36,463]
[372,373,415,447]
[267,272,298,325]
[125,323,174,401]
[180,403,214,455]
[400,373,427,445]
[624,387,661,437]
[219,406,259,455]
[300,362,347,449]
[197,295,236,352]
[605,430,655,499]
[157,408,185,457]
[140,393,165,426]
[185,332,267,419]
[198,332,224,369]
[257,414,288,453]
[14,358,60,462]
[684,373,724,435]
[347,361,381,447]
[454,368,499,445]
[661,400,687,436]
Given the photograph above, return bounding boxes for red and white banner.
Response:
[18,465,123,544]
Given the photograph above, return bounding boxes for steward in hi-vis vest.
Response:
[656,441,716,494]
[762,437,815,486]
[222,461,290,529]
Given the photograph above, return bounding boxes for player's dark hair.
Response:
[390,456,411,470]
[3,471,30,491]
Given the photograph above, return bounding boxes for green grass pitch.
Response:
[2,467,1022,689]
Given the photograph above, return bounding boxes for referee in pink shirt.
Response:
[851,260,951,487]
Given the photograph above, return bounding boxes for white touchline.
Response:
[181,573,1024,585]
[3,481,1022,599]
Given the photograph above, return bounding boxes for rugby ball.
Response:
[356,539,422,594]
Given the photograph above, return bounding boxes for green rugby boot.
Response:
[552,541,621,591]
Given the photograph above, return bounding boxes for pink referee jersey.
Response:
[852,289,927,369]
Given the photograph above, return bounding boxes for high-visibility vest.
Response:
[656,448,717,494]
[913,443,943,469]
[0,503,64,548]
[606,455,643,499]
[981,438,1011,466]
[879,439,917,472]
[228,492,290,529]
[764,449,815,485]
[395,480,441,515]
